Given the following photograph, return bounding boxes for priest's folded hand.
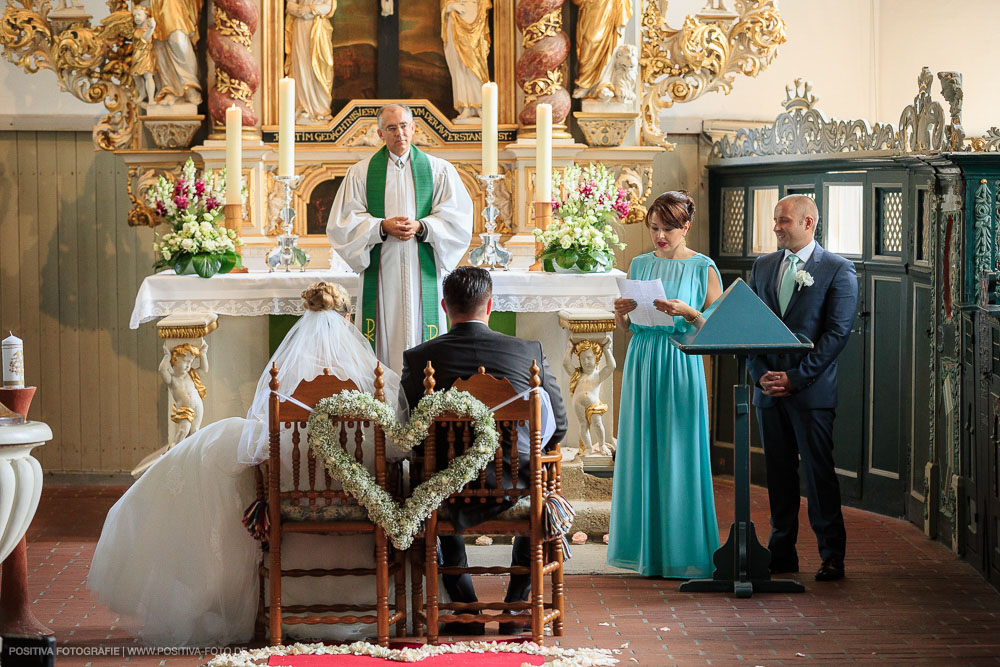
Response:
[383,216,421,241]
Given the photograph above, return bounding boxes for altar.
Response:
[131,268,623,464]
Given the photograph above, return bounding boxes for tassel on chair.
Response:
[543,492,576,559]
[243,498,270,545]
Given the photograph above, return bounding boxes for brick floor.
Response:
[9,478,1000,666]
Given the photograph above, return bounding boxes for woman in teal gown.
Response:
[607,191,722,577]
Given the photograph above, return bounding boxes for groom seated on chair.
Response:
[400,266,568,634]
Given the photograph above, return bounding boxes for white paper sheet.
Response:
[616,278,674,327]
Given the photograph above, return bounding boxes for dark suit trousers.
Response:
[757,403,846,562]
[439,535,531,603]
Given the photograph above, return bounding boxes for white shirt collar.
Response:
[783,239,816,265]
[388,149,410,168]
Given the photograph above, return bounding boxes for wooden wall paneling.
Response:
[1,134,22,346]
[95,144,121,472]
[54,132,81,471]
[16,133,41,464]
[135,204,160,471]
[76,135,100,471]
[24,131,56,471]
[115,156,140,471]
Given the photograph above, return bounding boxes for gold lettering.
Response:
[365,318,376,342]
[425,324,439,340]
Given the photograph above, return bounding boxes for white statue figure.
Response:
[562,336,616,458]
[441,0,491,123]
[159,341,208,448]
[380,0,393,16]
[609,44,638,105]
[151,0,203,106]
[131,6,157,104]
[285,0,335,124]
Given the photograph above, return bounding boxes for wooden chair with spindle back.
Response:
[256,361,406,647]
[412,361,565,645]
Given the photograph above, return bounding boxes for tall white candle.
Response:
[2,332,24,388]
[278,77,295,178]
[535,103,552,203]
[225,105,242,205]
[481,82,498,176]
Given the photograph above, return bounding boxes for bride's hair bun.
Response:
[301,282,350,313]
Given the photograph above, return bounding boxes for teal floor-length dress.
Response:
[607,252,721,577]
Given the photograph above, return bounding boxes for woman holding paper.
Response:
[607,190,723,577]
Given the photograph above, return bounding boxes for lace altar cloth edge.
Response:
[130,269,624,328]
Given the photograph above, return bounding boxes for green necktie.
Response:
[778,254,800,315]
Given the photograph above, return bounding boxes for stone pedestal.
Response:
[0,420,52,643]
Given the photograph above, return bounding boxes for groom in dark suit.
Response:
[401,266,567,632]
[747,195,858,582]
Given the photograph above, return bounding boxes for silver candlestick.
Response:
[469,173,511,270]
[266,174,310,272]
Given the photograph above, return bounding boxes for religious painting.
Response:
[398,2,454,116]
[307,177,343,235]
[332,0,378,108]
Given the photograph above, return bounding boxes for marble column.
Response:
[208,0,261,133]
[515,0,571,130]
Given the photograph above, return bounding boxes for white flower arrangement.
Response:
[308,389,501,551]
[148,158,245,278]
[206,640,619,666]
[794,269,815,291]
[532,163,628,272]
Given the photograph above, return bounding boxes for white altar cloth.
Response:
[129,269,624,328]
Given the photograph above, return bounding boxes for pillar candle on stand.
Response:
[225,105,242,206]
[278,78,295,178]
[2,332,24,389]
[535,103,552,203]
[481,82,498,175]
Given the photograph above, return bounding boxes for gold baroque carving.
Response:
[558,317,616,334]
[216,68,252,102]
[0,0,138,150]
[215,6,251,48]
[639,0,786,149]
[158,320,220,339]
[521,8,560,48]
[128,163,186,227]
[523,69,564,104]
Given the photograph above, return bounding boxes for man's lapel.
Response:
[782,244,824,318]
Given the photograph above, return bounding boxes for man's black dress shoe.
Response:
[498,610,532,635]
[814,558,845,581]
[768,559,799,575]
[440,619,486,636]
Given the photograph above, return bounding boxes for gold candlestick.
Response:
[530,201,552,272]
[224,203,248,273]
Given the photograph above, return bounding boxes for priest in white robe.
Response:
[327,103,473,373]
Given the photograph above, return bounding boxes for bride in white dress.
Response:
[87,282,406,647]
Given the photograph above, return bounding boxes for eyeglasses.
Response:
[383,123,412,134]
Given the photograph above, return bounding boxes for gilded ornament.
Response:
[157,319,220,339]
[0,0,138,150]
[522,68,563,104]
[521,7,560,48]
[216,68,252,101]
[639,0,786,149]
[214,6,250,47]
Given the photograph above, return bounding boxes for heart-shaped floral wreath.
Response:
[308,389,500,550]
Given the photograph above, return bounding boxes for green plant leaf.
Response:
[292,247,308,266]
[190,253,222,278]
[172,255,192,275]
[217,251,238,275]
[555,250,578,269]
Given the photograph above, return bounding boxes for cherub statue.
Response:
[563,336,616,458]
[131,5,157,104]
[159,341,208,448]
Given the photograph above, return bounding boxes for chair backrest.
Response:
[422,362,542,503]
[268,362,388,506]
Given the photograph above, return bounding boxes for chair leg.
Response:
[394,547,407,638]
[552,540,565,637]
[425,525,440,644]
[254,552,266,643]
[531,536,544,645]
[269,535,282,644]
[375,529,390,647]
[410,544,424,637]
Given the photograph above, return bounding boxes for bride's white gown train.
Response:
[88,309,404,647]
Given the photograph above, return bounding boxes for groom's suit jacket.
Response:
[747,243,858,410]
[401,320,568,529]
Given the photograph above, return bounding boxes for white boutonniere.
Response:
[793,269,814,291]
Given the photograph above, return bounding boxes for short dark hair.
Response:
[646,190,695,230]
[443,266,492,316]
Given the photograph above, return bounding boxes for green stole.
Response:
[361,145,440,353]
